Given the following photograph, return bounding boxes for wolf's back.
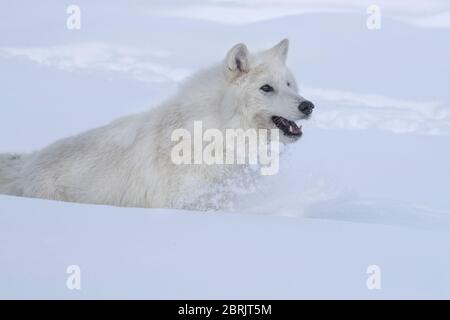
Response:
[0,153,25,195]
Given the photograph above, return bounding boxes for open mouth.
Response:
[271,116,302,137]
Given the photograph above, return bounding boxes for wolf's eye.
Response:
[287,82,291,87]
[260,84,274,92]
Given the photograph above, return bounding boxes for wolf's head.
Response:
[222,39,314,142]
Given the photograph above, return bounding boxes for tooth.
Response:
[289,125,293,132]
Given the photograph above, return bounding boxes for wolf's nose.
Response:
[299,100,314,115]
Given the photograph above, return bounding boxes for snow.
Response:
[1,1,450,299]
[1,195,449,299]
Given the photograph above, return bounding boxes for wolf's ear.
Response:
[225,43,250,77]
[269,38,289,63]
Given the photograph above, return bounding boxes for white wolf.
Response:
[0,39,314,209]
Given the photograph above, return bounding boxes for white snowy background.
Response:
[0,0,450,299]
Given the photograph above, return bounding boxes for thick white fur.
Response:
[0,39,309,209]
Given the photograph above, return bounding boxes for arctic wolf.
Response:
[0,39,314,209]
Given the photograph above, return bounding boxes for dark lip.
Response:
[271,116,302,137]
